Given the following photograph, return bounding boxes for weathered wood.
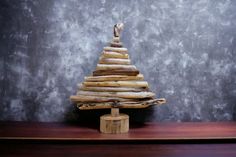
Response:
[104,51,127,55]
[83,81,148,88]
[85,74,144,82]
[78,103,148,109]
[111,108,119,116]
[99,58,131,65]
[79,85,147,92]
[77,98,166,110]
[113,37,120,42]
[102,51,129,59]
[93,69,139,76]
[76,91,155,99]
[77,100,149,107]
[104,47,128,53]
[110,42,123,47]
[96,64,137,71]
[70,95,134,103]
[100,111,129,134]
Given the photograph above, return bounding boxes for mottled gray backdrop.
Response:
[0,0,236,122]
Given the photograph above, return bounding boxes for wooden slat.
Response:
[96,64,136,71]
[102,51,129,59]
[77,98,166,110]
[99,58,131,65]
[110,42,123,47]
[79,85,147,92]
[83,81,148,88]
[78,103,150,109]
[93,69,139,76]
[85,74,144,82]
[76,91,155,99]
[112,37,120,42]
[70,95,138,103]
[104,47,128,53]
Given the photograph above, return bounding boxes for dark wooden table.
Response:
[0,122,236,157]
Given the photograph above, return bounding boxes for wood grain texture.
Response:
[1,122,236,141]
[96,64,136,71]
[112,37,120,42]
[1,122,236,157]
[99,58,131,65]
[102,51,129,59]
[70,95,133,103]
[77,98,166,110]
[103,47,128,52]
[1,143,236,157]
[79,85,147,92]
[84,74,144,82]
[76,91,155,99]
[83,81,148,88]
[93,69,139,76]
[100,112,129,134]
[110,42,123,47]
[77,102,156,110]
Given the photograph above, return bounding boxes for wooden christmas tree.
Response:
[70,23,166,133]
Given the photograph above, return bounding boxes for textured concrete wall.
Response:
[0,0,236,122]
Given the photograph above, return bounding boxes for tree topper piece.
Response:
[113,23,124,37]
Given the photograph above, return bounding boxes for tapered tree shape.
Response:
[70,24,166,110]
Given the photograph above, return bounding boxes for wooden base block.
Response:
[100,109,129,134]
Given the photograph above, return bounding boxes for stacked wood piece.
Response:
[70,36,166,110]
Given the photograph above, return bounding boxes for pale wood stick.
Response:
[70,95,136,103]
[77,91,155,99]
[104,47,127,53]
[113,37,120,42]
[96,64,136,71]
[104,47,128,53]
[99,58,131,65]
[104,51,127,54]
[85,74,144,82]
[79,84,147,92]
[93,69,139,76]
[83,81,148,88]
[102,51,129,59]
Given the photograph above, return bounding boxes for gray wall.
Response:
[0,0,236,122]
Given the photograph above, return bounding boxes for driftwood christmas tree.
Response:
[70,23,166,133]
